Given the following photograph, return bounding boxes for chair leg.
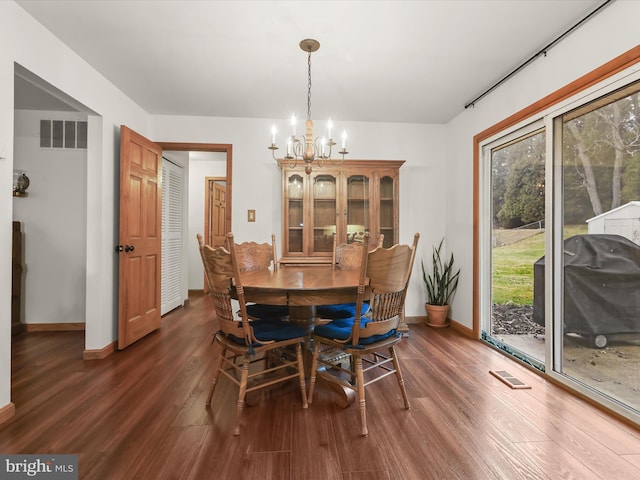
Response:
[390,346,410,409]
[206,348,227,406]
[354,354,368,436]
[308,341,320,404]
[295,343,308,408]
[233,358,250,436]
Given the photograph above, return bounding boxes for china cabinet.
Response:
[279,160,403,265]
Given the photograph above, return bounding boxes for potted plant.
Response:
[421,238,460,327]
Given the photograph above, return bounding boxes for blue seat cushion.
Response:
[228,319,307,346]
[313,317,395,346]
[245,303,289,319]
[315,302,369,320]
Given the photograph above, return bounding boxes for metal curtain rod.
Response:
[464,0,614,109]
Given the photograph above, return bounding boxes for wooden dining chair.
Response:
[308,232,420,436]
[228,234,289,320]
[198,233,308,436]
[331,232,384,268]
[315,233,383,321]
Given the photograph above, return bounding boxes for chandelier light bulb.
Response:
[290,114,296,136]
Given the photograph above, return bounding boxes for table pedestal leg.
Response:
[288,305,355,407]
[288,305,316,334]
[317,369,356,408]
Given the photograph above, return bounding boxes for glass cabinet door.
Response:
[379,175,395,247]
[346,174,370,244]
[287,174,304,253]
[312,174,337,254]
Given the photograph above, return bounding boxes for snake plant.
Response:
[421,238,460,306]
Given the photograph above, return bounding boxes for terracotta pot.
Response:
[425,303,450,328]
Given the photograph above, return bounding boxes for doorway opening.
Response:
[10,64,99,418]
[157,143,232,298]
[12,64,95,337]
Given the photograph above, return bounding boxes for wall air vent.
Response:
[40,119,87,149]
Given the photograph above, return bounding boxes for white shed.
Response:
[586,201,640,245]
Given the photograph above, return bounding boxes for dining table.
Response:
[238,265,363,406]
[240,265,362,329]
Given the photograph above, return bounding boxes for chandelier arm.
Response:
[269,146,279,161]
[293,137,304,159]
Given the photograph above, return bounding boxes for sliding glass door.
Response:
[557,80,640,412]
[480,68,640,423]
[483,126,546,371]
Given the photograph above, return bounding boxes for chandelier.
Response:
[269,39,348,174]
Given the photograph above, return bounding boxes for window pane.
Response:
[65,121,76,148]
[76,121,88,149]
[346,175,369,244]
[52,120,63,148]
[560,80,640,412]
[40,120,51,148]
[313,174,336,253]
[487,129,546,367]
[379,176,394,247]
[288,175,304,253]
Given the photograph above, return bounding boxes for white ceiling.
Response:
[15,0,607,124]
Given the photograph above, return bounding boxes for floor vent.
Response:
[489,370,531,389]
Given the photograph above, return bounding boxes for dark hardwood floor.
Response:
[3,292,640,479]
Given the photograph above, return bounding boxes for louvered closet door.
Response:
[161,158,184,315]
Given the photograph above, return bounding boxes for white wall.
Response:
[187,154,226,289]
[13,109,87,324]
[0,1,149,410]
[444,0,640,330]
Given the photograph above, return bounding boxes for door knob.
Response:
[115,245,123,253]
[124,245,135,252]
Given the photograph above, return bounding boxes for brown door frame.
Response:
[157,143,233,240]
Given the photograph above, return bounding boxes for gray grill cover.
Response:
[533,234,640,335]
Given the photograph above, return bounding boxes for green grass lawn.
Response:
[492,225,587,305]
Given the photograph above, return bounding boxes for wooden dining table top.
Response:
[238,266,363,307]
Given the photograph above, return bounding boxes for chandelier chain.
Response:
[307,51,312,120]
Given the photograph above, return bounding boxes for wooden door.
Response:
[206,179,227,248]
[118,126,162,349]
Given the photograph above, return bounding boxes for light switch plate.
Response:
[248,209,256,222]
